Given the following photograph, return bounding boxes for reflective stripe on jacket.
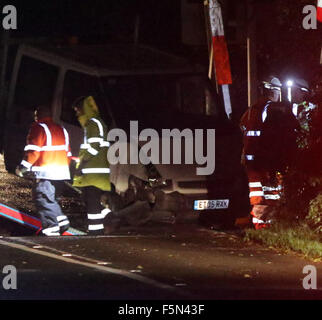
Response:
[21,117,71,180]
[240,100,272,163]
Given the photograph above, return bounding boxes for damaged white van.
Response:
[3,43,250,228]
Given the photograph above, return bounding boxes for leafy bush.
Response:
[282,160,321,223]
[280,104,322,229]
[307,193,322,235]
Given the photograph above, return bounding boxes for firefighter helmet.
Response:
[262,76,282,91]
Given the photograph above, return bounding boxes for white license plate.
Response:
[194,199,229,210]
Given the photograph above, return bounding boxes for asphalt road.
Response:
[0,224,321,301]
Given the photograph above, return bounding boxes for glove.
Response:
[74,159,87,176]
[74,165,83,176]
[70,156,80,163]
[15,165,28,177]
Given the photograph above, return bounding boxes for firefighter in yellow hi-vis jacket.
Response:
[72,96,111,235]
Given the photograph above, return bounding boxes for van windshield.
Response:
[61,71,226,129]
[100,74,226,128]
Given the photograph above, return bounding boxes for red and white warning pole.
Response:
[208,0,232,118]
[317,0,322,22]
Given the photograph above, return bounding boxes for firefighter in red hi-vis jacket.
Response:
[240,76,283,229]
[15,104,72,236]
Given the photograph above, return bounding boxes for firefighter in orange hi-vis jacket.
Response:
[15,104,72,236]
[240,76,283,230]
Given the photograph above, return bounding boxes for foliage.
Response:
[280,166,320,222]
[245,222,322,260]
[277,104,322,233]
[307,193,322,234]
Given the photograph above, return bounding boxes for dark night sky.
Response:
[8,0,322,78]
[5,0,322,118]
[9,0,182,50]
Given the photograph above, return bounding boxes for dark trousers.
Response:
[81,186,105,235]
[32,180,70,236]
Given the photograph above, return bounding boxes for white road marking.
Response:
[0,238,192,297]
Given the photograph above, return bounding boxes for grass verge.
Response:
[244,223,322,261]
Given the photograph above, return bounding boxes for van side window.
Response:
[12,56,58,125]
[62,71,102,126]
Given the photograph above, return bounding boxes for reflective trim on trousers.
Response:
[264,194,281,200]
[87,212,106,220]
[252,217,272,224]
[88,224,104,231]
[249,191,264,197]
[262,185,282,192]
[87,209,111,221]
[249,182,262,188]
[87,209,106,232]
[101,208,111,218]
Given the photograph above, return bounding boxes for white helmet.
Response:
[262,76,282,91]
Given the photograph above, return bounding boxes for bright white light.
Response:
[286,80,293,101]
[287,87,292,102]
[286,80,293,87]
